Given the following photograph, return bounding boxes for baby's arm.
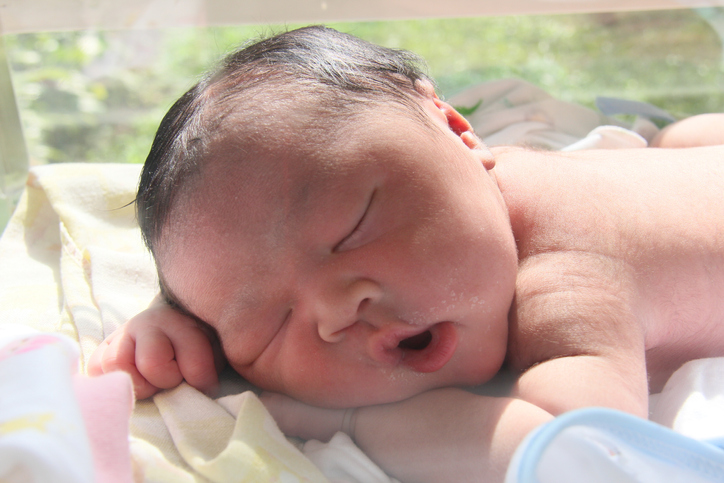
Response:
[263,351,646,482]
[263,349,645,483]
[87,295,225,399]
[263,389,552,483]
[650,113,724,148]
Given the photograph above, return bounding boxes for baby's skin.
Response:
[89,92,724,482]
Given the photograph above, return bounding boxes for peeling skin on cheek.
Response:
[408,287,491,324]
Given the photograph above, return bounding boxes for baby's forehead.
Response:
[191,106,451,230]
[174,100,433,229]
[206,82,434,154]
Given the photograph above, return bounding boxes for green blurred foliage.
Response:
[4,8,723,165]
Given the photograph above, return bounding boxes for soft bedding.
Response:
[1,80,723,482]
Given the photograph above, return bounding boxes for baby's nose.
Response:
[315,279,381,343]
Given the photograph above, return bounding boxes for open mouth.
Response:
[398,330,433,351]
[397,322,458,373]
[370,322,458,373]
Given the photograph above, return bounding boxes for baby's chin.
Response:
[287,373,498,409]
[241,345,505,409]
[291,389,424,409]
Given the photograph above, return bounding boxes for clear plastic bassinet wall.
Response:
[1,0,723,229]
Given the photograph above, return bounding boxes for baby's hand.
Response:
[260,392,350,443]
[88,295,225,399]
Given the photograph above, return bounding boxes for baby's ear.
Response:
[414,79,465,129]
[415,81,496,170]
[432,98,473,136]
[431,97,496,170]
[460,130,496,170]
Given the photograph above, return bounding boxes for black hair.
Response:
[136,25,432,257]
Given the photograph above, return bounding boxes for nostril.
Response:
[357,297,371,314]
[398,330,432,351]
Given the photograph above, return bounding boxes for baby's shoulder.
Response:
[507,249,641,371]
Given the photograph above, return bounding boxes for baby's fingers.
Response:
[87,337,110,377]
[97,331,162,399]
[165,325,220,396]
[134,328,185,391]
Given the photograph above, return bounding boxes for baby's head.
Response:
[137,25,433,246]
[137,26,518,408]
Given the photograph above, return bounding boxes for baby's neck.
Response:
[488,146,545,244]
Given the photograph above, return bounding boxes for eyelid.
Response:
[334,189,376,252]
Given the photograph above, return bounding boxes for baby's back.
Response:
[495,145,724,391]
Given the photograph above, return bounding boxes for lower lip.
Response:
[401,322,458,373]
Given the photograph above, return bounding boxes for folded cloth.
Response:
[303,432,402,483]
[151,386,328,482]
[560,125,648,151]
[650,357,724,445]
[448,78,623,150]
[0,327,134,483]
[448,78,660,151]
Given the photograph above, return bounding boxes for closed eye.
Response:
[334,189,376,252]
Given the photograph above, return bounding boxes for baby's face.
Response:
[158,100,518,408]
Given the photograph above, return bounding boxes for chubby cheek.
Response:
[244,341,416,408]
[280,344,402,407]
[403,234,514,382]
[401,242,503,320]
[231,332,358,406]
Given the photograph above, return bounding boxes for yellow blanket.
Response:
[0,163,329,483]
